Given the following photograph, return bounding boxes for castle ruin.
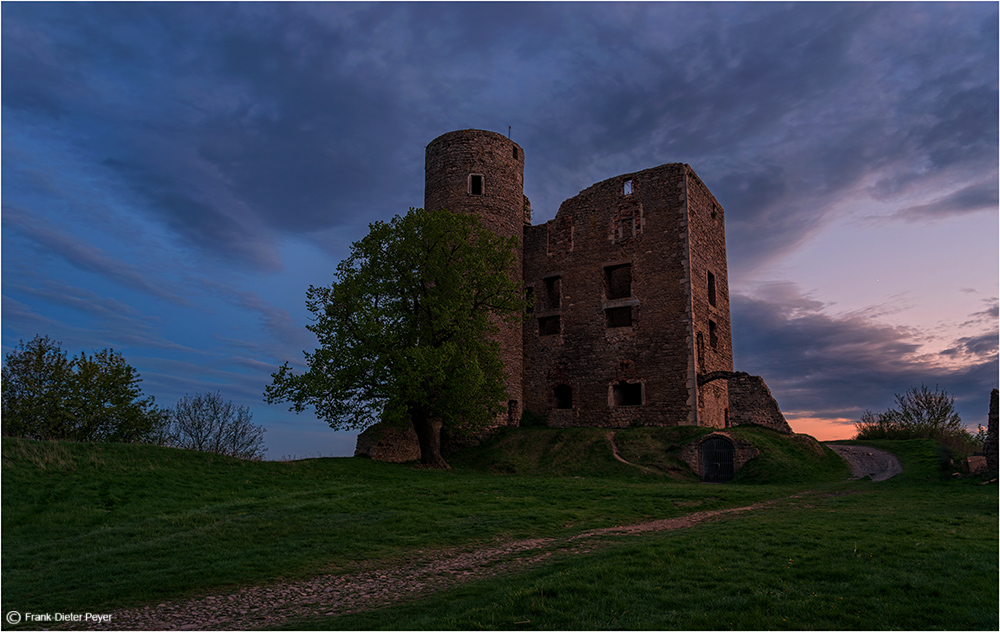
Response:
[357,129,789,461]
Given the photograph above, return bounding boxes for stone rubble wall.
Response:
[354,422,421,463]
[698,371,793,434]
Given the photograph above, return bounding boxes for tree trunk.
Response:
[410,408,450,469]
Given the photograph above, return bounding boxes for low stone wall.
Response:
[698,371,792,434]
[354,422,421,463]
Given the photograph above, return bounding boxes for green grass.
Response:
[2,432,995,630]
[283,439,999,630]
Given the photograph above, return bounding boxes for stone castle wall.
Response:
[686,170,734,428]
[357,130,751,457]
[521,163,732,428]
[698,371,792,434]
[424,130,525,434]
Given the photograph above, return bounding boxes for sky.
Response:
[3,2,997,458]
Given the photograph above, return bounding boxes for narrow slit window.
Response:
[605,264,632,300]
[470,174,484,195]
[708,271,717,307]
[525,287,534,314]
[513,146,519,160]
[605,306,633,328]
[544,276,561,310]
[553,384,573,409]
[612,381,642,406]
[623,179,633,195]
[709,320,718,349]
[538,315,560,336]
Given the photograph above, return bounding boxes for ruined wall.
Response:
[522,164,697,428]
[986,389,998,475]
[354,422,421,462]
[729,373,792,433]
[686,168,734,428]
[698,371,792,434]
[425,130,525,432]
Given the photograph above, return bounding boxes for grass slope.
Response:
[3,429,822,618]
[288,439,999,630]
[3,432,995,630]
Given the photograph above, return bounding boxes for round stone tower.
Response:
[424,129,525,431]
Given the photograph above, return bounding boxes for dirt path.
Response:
[826,444,902,481]
[76,496,797,630]
[605,430,659,474]
[65,447,894,630]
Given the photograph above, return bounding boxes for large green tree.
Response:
[1,335,167,442]
[266,208,526,468]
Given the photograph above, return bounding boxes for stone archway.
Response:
[701,435,735,482]
[678,432,760,481]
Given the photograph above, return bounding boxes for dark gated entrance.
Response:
[701,436,735,482]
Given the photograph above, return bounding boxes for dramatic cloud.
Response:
[3,2,996,455]
[733,284,998,426]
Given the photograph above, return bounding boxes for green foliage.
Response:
[853,385,979,456]
[1,335,166,443]
[166,391,267,460]
[266,208,527,466]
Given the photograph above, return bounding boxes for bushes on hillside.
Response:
[1,335,167,443]
[854,385,981,456]
[165,391,267,460]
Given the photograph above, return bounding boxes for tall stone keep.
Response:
[424,129,527,430]
[357,129,787,461]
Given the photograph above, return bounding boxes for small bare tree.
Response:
[168,392,266,460]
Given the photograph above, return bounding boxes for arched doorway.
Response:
[701,436,735,482]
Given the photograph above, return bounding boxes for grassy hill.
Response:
[449,425,849,484]
[2,430,996,630]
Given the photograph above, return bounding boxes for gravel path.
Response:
[65,497,792,631]
[59,446,898,630]
[826,444,902,481]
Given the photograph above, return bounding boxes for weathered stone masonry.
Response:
[357,129,790,459]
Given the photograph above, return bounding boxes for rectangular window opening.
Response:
[623,179,633,195]
[605,306,633,328]
[708,271,717,307]
[544,276,561,310]
[538,315,560,336]
[709,320,718,349]
[525,287,534,314]
[470,174,484,195]
[605,264,632,300]
[612,381,642,406]
[553,384,573,409]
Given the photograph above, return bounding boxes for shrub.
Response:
[854,385,979,457]
[166,392,266,460]
[1,335,167,443]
